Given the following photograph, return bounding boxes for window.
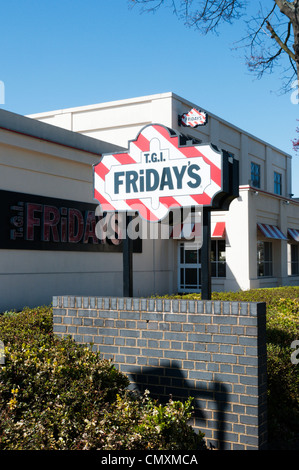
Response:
[178,242,201,292]
[251,162,260,188]
[178,240,227,291]
[288,244,299,275]
[211,240,226,277]
[257,241,273,277]
[274,172,282,195]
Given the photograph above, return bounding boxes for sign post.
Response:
[201,207,211,300]
[123,213,133,297]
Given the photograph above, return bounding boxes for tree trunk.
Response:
[274,0,299,83]
[294,23,299,86]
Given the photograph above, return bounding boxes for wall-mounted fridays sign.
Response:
[0,190,141,252]
[93,124,223,222]
[179,108,208,128]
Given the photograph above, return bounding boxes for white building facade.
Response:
[0,109,126,311]
[0,92,297,311]
[29,92,299,294]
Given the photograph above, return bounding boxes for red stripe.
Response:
[259,224,272,238]
[272,226,287,239]
[113,153,136,164]
[159,196,181,209]
[94,188,114,210]
[94,161,110,180]
[152,124,180,148]
[264,224,278,238]
[189,193,212,206]
[134,131,151,152]
[125,198,160,222]
[271,226,280,238]
[178,145,205,158]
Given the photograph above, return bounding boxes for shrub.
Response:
[159,287,299,447]
[0,306,206,450]
[2,286,298,449]
[264,294,299,446]
[80,392,206,450]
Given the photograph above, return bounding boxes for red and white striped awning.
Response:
[211,221,226,238]
[257,223,287,240]
[170,222,225,239]
[288,228,299,242]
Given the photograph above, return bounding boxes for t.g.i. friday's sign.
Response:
[93,124,222,223]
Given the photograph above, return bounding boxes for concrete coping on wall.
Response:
[52,295,264,317]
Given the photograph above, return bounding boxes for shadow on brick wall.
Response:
[128,363,229,450]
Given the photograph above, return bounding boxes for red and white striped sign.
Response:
[93,124,223,222]
[181,108,207,127]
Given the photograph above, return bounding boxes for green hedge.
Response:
[0,306,206,450]
[1,286,298,449]
[161,287,299,448]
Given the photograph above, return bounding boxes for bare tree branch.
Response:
[246,3,277,48]
[130,0,245,33]
[266,20,295,61]
[183,0,245,33]
[129,0,299,91]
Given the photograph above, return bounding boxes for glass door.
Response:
[178,242,201,293]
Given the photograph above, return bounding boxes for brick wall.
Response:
[52,295,267,450]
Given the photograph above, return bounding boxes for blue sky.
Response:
[1,0,298,194]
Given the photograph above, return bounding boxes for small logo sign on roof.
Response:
[180,108,208,128]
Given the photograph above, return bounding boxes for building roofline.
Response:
[170,93,292,159]
[240,184,298,204]
[27,93,175,117]
[0,108,125,156]
[27,92,292,159]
